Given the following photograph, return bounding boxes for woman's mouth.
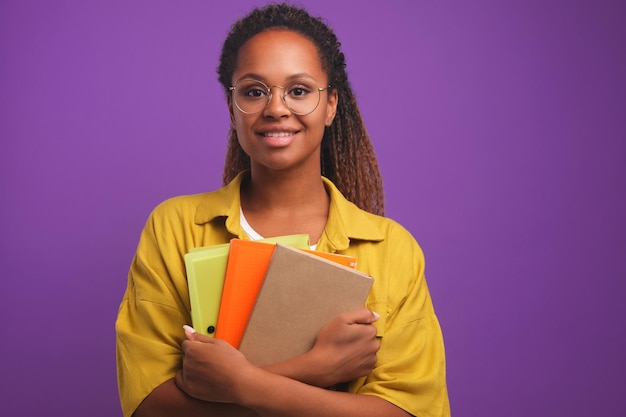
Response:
[259,131,298,146]
[263,131,295,137]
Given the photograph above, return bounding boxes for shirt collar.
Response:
[194,171,246,237]
[194,171,385,250]
[318,176,385,252]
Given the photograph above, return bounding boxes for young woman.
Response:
[116,4,450,417]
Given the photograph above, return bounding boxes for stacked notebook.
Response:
[184,235,372,366]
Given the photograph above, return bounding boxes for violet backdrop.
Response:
[1,0,624,415]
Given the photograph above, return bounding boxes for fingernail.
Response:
[372,311,381,320]
[183,325,196,335]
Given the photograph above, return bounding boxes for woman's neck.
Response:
[242,167,327,213]
[239,167,330,243]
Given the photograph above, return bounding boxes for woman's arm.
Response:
[240,370,410,417]
[175,332,409,417]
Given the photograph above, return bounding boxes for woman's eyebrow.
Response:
[285,73,317,82]
[233,73,264,83]
[234,72,319,84]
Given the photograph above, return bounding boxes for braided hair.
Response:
[217,3,384,216]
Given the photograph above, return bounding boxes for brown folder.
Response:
[239,244,373,367]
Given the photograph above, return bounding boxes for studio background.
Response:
[1,0,624,415]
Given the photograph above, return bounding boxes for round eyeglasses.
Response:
[229,79,330,116]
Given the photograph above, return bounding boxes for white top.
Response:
[239,207,264,240]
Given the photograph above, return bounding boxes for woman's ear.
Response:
[325,88,338,126]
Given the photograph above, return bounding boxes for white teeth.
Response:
[264,132,293,137]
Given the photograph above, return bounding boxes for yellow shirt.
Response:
[116,172,450,417]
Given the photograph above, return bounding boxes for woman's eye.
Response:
[245,88,266,98]
[288,85,311,97]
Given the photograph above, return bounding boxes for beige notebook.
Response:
[239,244,373,367]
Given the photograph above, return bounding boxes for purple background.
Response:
[1,0,624,415]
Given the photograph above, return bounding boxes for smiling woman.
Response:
[115,3,450,417]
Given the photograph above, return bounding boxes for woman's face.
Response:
[230,29,337,175]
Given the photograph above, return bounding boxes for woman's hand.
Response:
[175,328,256,404]
[304,307,381,387]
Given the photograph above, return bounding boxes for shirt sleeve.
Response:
[115,204,191,417]
[351,225,451,417]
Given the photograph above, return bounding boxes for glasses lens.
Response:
[283,81,321,115]
[233,80,269,114]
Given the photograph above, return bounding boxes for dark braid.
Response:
[217,3,384,216]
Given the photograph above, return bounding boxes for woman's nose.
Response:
[263,86,291,118]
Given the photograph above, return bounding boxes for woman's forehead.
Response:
[233,29,326,84]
